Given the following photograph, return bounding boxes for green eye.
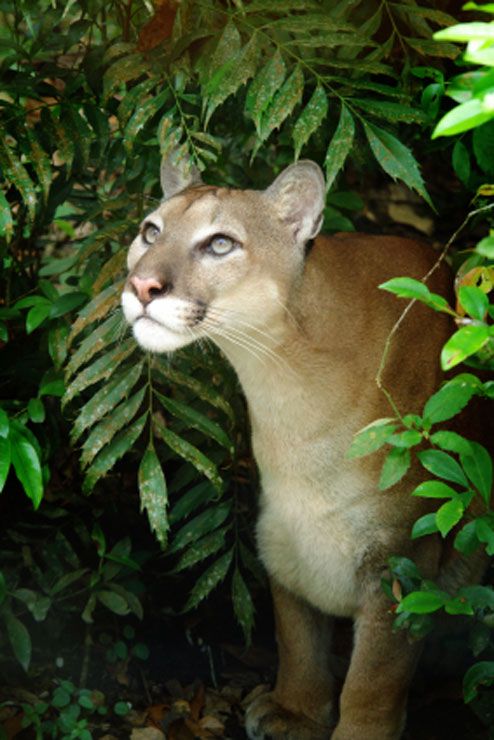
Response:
[207,235,235,256]
[142,223,160,245]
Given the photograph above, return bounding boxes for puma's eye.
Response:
[206,235,236,256]
[142,223,160,245]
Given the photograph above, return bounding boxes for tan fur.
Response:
[121,160,485,739]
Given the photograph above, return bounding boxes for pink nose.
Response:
[130,275,166,304]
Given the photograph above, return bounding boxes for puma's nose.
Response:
[130,275,171,304]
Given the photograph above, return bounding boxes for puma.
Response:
[121,156,486,739]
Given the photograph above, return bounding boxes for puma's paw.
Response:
[245,691,331,740]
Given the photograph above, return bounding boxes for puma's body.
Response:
[122,159,485,739]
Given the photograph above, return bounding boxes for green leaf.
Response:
[0,409,9,438]
[69,281,124,345]
[388,430,423,448]
[293,84,328,159]
[452,140,471,185]
[324,103,355,190]
[417,449,468,487]
[70,361,143,443]
[379,277,450,312]
[476,235,494,259]
[463,661,494,703]
[433,99,494,139]
[259,66,304,142]
[138,446,169,546]
[352,99,426,124]
[411,513,438,539]
[155,392,233,453]
[347,417,397,458]
[444,596,474,616]
[97,590,130,615]
[476,518,494,555]
[103,53,149,98]
[27,398,45,424]
[0,435,11,493]
[441,325,490,370]
[459,286,489,321]
[10,426,43,508]
[0,138,37,224]
[156,419,222,490]
[27,133,52,201]
[154,364,234,421]
[82,412,147,493]
[435,498,465,537]
[183,548,234,611]
[245,50,286,133]
[172,526,229,573]
[473,120,494,176]
[0,190,13,243]
[232,568,255,644]
[397,590,448,614]
[124,89,170,153]
[378,447,410,490]
[26,302,52,334]
[461,442,492,504]
[434,22,494,42]
[454,521,480,555]
[413,480,457,499]
[80,387,146,468]
[65,312,124,380]
[169,481,215,525]
[5,611,31,671]
[169,502,231,554]
[363,122,433,208]
[406,37,458,59]
[49,292,87,319]
[423,374,481,423]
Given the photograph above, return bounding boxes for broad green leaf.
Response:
[379,277,450,313]
[460,585,494,610]
[26,302,52,334]
[204,35,260,126]
[464,661,494,703]
[138,446,169,545]
[292,84,328,159]
[435,498,465,537]
[169,481,215,525]
[459,286,489,321]
[49,292,87,319]
[0,435,11,493]
[388,430,423,448]
[50,568,89,596]
[431,431,472,456]
[10,427,43,508]
[454,520,480,555]
[172,526,229,572]
[117,78,157,126]
[4,611,31,671]
[353,99,426,124]
[71,362,144,442]
[80,386,146,468]
[461,442,492,504]
[97,590,129,615]
[27,398,45,424]
[473,120,494,176]
[48,324,69,369]
[378,447,410,490]
[124,89,170,153]
[445,596,474,616]
[347,417,397,458]
[0,138,36,224]
[156,419,222,490]
[64,338,136,408]
[259,66,304,142]
[324,103,354,190]
[65,312,124,380]
[476,235,494,259]
[245,50,286,133]
[396,590,448,614]
[433,99,493,139]
[155,392,233,453]
[406,37,458,59]
[169,501,231,554]
[364,122,433,208]
[183,548,233,611]
[411,513,438,539]
[476,518,494,555]
[232,567,255,644]
[413,480,457,499]
[441,325,490,370]
[452,140,471,184]
[0,409,9,438]
[82,412,147,493]
[417,450,468,487]
[103,53,149,98]
[434,22,494,42]
[423,374,481,424]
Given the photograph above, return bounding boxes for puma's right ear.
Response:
[160,150,202,200]
[264,160,326,246]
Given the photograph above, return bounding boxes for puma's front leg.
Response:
[332,587,421,740]
[245,580,334,740]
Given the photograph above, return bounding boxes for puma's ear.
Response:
[264,160,325,245]
[160,150,202,200]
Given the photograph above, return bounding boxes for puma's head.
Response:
[121,154,325,353]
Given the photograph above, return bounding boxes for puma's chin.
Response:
[132,316,192,353]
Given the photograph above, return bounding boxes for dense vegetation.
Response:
[0,0,493,736]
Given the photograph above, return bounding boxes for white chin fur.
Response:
[121,290,194,353]
[132,317,192,353]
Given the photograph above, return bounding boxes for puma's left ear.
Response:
[264,160,325,245]
[160,149,202,200]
